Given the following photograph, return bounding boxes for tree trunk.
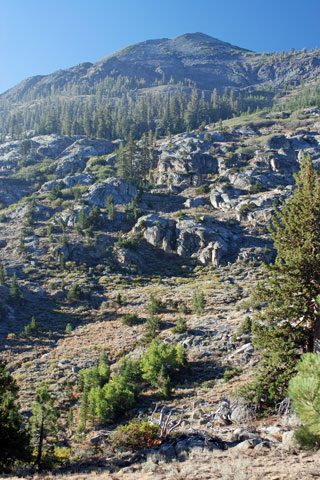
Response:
[35,418,44,467]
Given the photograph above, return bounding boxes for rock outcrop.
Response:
[82,177,137,206]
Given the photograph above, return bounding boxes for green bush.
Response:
[116,238,138,250]
[65,323,72,334]
[196,184,209,194]
[78,356,140,427]
[240,323,305,412]
[249,181,264,194]
[20,316,38,338]
[237,317,253,336]
[110,419,161,451]
[122,313,139,326]
[176,211,187,219]
[223,368,240,382]
[144,315,161,341]
[172,316,188,334]
[67,284,82,302]
[288,353,320,447]
[77,341,186,428]
[192,291,205,315]
[140,339,185,389]
[148,294,165,315]
[238,202,255,219]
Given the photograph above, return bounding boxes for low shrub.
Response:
[122,313,139,326]
[110,420,161,451]
[288,353,320,448]
[147,294,165,315]
[172,317,188,334]
[192,291,205,315]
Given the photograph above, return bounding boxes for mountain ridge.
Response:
[2,31,318,104]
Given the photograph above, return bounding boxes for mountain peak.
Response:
[173,32,223,43]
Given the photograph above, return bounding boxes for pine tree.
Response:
[0,361,30,471]
[9,273,22,303]
[30,383,59,467]
[0,262,6,285]
[242,155,320,410]
[105,194,115,221]
[288,353,320,444]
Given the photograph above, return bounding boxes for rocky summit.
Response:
[1,33,320,479]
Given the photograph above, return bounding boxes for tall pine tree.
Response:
[243,155,320,410]
[0,361,30,471]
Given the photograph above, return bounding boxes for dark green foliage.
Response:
[147,294,165,315]
[0,262,7,285]
[49,183,63,201]
[238,202,255,219]
[1,79,274,143]
[0,361,30,471]
[145,315,161,341]
[115,292,126,306]
[178,302,189,314]
[20,316,38,338]
[192,291,205,315]
[77,205,102,232]
[9,273,23,304]
[249,181,264,194]
[105,194,115,220]
[234,316,253,338]
[30,383,59,467]
[66,283,82,302]
[196,184,209,194]
[19,139,32,156]
[281,81,320,111]
[122,313,139,326]
[116,237,138,250]
[60,253,66,271]
[223,368,240,382]
[172,316,188,334]
[241,322,305,412]
[78,362,110,393]
[87,204,102,230]
[242,156,320,412]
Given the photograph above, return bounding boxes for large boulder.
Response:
[133,214,176,252]
[41,173,95,191]
[210,184,244,210]
[82,177,137,207]
[175,218,232,265]
[51,137,116,176]
[198,240,229,266]
[156,134,218,186]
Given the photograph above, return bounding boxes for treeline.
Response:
[280,81,320,111]
[1,84,274,142]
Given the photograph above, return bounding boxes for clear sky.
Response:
[1,0,320,95]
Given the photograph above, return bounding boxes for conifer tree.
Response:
[0,262,6,285]
[0,361,30,470]
[243,155,320,410]
[105,194,115,220]
[288,353,320,445]
[30,383,59,467]
[9,273,22,303]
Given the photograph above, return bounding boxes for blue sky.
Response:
[1,0,320,94]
